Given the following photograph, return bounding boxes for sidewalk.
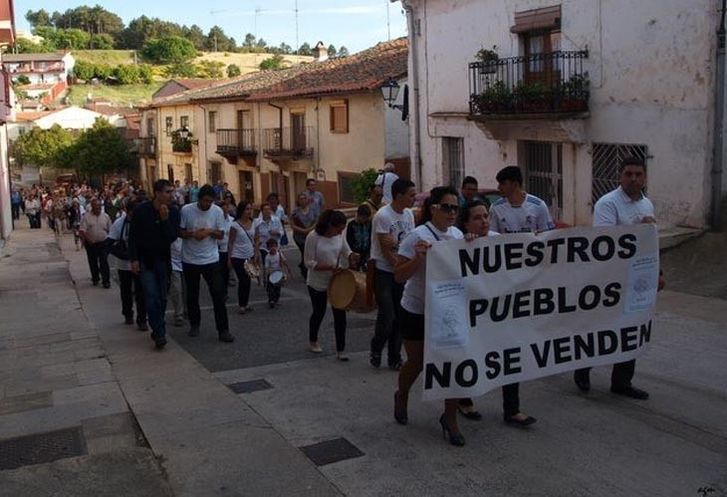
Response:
[0,225,173,497]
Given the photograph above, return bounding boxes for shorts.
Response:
[400,307,425,341]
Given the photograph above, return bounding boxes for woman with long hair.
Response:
[228,201,256,314]
[456,199,537,427]
[291,192,317,278]
[303,209,359,360]
[394,186,467,446]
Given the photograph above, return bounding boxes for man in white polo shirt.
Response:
[179,184,234,342]
[574,156,665,399]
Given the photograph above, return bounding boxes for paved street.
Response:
[1,225,726,496]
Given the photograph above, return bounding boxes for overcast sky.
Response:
[15,0,409,53]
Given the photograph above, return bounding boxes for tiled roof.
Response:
[13,111,53,122]
[175,79,218,90]
[3,52,69,62]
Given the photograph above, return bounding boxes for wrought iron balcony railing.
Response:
[263,127,314,159]
[469,50,589,116]
[216,128,256,156]
[136,137,156,157]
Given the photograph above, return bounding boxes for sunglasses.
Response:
[434,203,459,214]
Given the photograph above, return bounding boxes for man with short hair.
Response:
[369,178,417,369]
[459,176,482,207]
[374,162,399,205]
[179,184,234,343]
[129,180,180,349]
[80,198,112,288]
[489,166,555,234]
[574,157,665,400]
[304,178,325,218]
[362,183,383,216]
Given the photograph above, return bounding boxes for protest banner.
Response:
[422,224,659,401]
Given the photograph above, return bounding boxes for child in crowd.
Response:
[345,204,372,271]
[263,238,291,308]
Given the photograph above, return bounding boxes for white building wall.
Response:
[406,0,717,228]
[385,77,410,160]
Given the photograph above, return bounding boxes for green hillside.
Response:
[74,50,137,66]
[66,82,164,107]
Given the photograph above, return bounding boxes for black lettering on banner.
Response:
[490,295,512,322]
[503,348,522,374]
[455,359,478,387]
[504,243,524,270]
[597,330,619,355]
[525,241,545,267]
[533,288,555,315]
[620,326,638,352]
[485,351,501,379]
[512,291,531,319]
[553,337,572,364]
[459,248,479,278]
[617,234,637,259]
[469,299,488,326]
[483,245,502,273]
[602,282,622,307]
[567,236,591,263]
[424,362,451,389]
[573,333,595,360]
[639,320,652,346]
[530,341,551,368]
[547,238,566,263]
[592,235,616,261]
[557,287,577,313]
[578,285,601,310]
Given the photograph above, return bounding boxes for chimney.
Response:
[313,41,328,62]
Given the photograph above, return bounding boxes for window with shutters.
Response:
[521,140,563,220]
[180,115,189,129]
[208,111,217,133]
[329,100,349,134]
[165,116,173,135]
[442,137,464,189]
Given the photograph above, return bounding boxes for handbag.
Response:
[108,220,130,260]
[281,231,289,246]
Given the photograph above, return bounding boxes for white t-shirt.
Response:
[170,238,183,272]
[179,202,226,265]
[398,223,463,315]
[108,213,130,271]
[218,215,234,253]
[229,221,256,260]
[375,171,399,204]
[258,206,287,223]
[254,216,284,250]
[370,204,415,272]
[593,186,655,227]
[264,251,285,273]
[304,231,351,291]
[489,194,555,234]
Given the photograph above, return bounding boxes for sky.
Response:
[14,0,408,53]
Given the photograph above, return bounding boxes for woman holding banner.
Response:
[457,199,537,427]
[394,186,467,446]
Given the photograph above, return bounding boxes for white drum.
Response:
[268,270,284,285]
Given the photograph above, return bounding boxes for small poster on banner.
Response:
[428,280,469,349]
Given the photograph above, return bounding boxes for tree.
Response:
[25,9,52,28]
[54,28,91,49]
[297,42,312,56]
[338,46,349,57]
[205,26,235,52]
[90,33,114,49]
[12,125,76,170]
[14,75,31,85]
[226,64,241,78]
[74,119,133,177]
[141,36,197,64]
[278,42,292,55]
[327,44,337,58]
[243,33,256,49]
[73,60,96,81]
[111,64,141,85]
[351,169,380,204]
[259,54,284,70]
[185,24,206,50]
[164,62,198,78]
[138,64,154,84]
[197,60,225,79]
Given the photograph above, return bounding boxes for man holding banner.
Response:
[573,156,665,399]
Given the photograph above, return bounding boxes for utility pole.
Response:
[295,0,299,51]
[386,0,391,40]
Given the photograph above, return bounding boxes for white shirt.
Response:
[218,215,234,252]
[398,223,463,315]
[304,231,351,291]
[179,202,226,265]
[593,186,655,227]
[229,221,256,260]
[375,172,399,204]
[254,216,284,249]
[108,213,130,271]
[370,204,415,272]
[264,251,285,273]
[489,194,555,233]
[170,239,183,272]
[258,206,287,223]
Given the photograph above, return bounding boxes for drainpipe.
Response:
[268,102,284,193]
[401,0,422,186]
[316,97,321,179]
[712,0,726,231]
[198,104,208,184]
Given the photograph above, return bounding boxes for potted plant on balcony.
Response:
[476,47,499,74]
[171,129,193,153]
[557,74,590,112]
[514,81,550,113]
[474,80,513,114]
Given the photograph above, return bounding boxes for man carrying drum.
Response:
[369,178,417,370]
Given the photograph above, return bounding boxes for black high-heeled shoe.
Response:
[394,391,408,425]
[439,414,465,446]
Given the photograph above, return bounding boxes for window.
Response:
[180,115,189,129]
[167,164,175,183]
[329,100,349,133]
[209,161,222,184]
[147,117,155,136]
[338,172,357,204]
[184,163,193,183]
[208,111,217,133]
[165,117,173,134]
[591,143,648,206]
[442,137,464,189]
[522,141,563,219]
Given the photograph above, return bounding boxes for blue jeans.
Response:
[139,259,170,342]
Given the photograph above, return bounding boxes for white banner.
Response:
[422,225,659,401]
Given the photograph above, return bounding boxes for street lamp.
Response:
[178,126,190,140]
[380,77,401,108]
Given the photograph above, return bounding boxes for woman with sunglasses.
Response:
[457,199,537,427]
[394,186,467,446]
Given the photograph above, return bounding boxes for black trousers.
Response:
[307,286,346,352]
[85,242,110,284]
[230,258,252,308]
[118,269,146,324]
[218,251,230,297]
[458,384,520,417]
[576,360,636,390]
[294,238,308,278]
[11,204,20,220]
[370,268,403,365]
[266,282,281,303]
[183,261,229,333]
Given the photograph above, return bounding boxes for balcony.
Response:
[137,137,156,157]
[216,129,256,160]
[469,50,589,119]
[263,127,314,161]
[171,131,193,154]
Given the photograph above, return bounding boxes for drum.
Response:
[328,269,376,313]
[268,270,284,285]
